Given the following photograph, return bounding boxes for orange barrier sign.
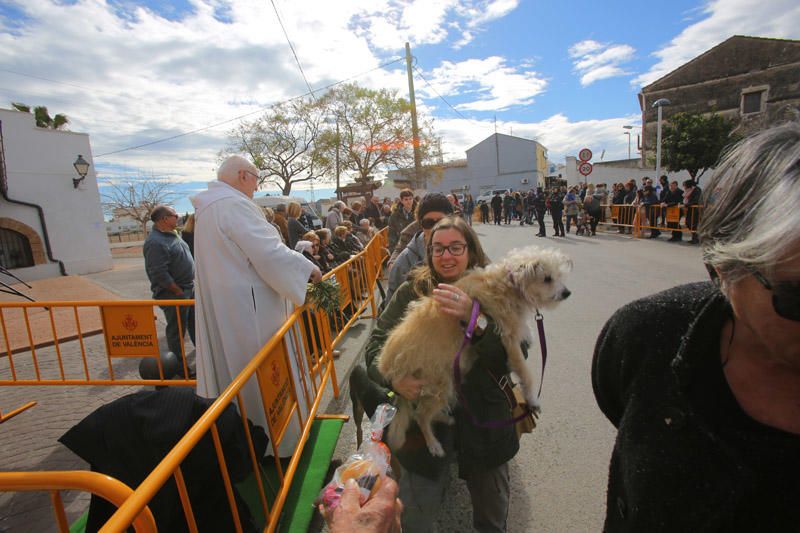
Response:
[101,305,159,357]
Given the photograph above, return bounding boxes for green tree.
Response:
[660,111,738,182]
[319,83,440,188]
[223,98,331,195]
[11,102,69,129]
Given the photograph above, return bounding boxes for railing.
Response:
[0,471,156,532]
[0,228,388,532]
[0,299,196,387]
[598,203,703,238]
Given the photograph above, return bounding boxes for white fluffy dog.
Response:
[377,246,572,457]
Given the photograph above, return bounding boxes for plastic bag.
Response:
[316,403,396,511]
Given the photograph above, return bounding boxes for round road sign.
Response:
[578,162,593,176]
[578,148,592,162]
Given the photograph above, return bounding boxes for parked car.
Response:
[252,195,323,229]
[476,188,512,205]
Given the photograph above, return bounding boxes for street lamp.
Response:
[623,125,633,160]
[72,155,90,188]
[652,98,671,180]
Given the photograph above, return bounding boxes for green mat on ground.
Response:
[69,417,345,533]
[238,417,344,533]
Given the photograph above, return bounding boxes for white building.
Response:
[388,133,548,197]
[0,108,112,280]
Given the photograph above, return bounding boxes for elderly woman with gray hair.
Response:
[592,122,800,532]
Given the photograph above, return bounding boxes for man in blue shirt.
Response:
[143,205,195,364]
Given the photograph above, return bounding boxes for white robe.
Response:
[191,181,314,456]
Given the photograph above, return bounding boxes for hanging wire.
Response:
[268,0,316,100]
[412,64,469,120]
[94,57,404,158]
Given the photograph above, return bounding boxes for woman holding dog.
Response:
[364,216,520,533]
[592,123,800,531]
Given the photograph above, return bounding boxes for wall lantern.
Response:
[73,155,90,188]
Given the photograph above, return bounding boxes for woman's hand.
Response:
[432,283,473,323]
[391,374,427,401]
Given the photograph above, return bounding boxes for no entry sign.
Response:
[578,148,592,162]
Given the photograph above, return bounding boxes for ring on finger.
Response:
[453,293,460,301]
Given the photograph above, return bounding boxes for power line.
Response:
[269,0,316,100]
[94,57,404,158]
[412,64,469,121]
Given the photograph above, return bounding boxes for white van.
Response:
[252,195,323,229]
[476,188,511,204]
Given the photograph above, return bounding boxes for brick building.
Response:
[638,35,800,163]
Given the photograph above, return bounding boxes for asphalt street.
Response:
[329,222,707,533]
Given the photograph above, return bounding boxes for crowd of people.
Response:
[472,178,703,243]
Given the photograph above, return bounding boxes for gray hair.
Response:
[700,122,800,287]
[217,154,254,181]
[150,204,172,222]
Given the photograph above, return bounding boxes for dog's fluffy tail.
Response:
[386,399,413,451]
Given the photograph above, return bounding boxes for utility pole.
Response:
[405,42,423,189]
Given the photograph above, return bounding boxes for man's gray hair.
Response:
[150,205,172,222]
[700,122,800,286]
[217,155,254,181]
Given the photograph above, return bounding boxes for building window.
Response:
[741,86,768,115]
[0,228,34,269]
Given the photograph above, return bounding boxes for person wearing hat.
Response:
[385,193,454,303]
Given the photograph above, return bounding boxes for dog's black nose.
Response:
[561,289,571,299]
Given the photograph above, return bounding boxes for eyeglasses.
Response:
[243,170,259,180]
[420,217,443,230]
[431,242,467,257]
[751,270,800,322]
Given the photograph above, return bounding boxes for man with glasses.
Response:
[386,193,453,303]
[191,155,322,455]
[143,204,196,369]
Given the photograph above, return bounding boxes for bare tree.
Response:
[102,179,177,234]
[224,98,332,195]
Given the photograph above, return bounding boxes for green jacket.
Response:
[365,281,520,479]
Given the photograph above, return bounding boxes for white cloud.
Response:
[435,113,641,165]
[569,40,635,86]
[422,56,547,112]
[633,0,800,87]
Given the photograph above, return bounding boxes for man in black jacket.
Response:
[490,192,503,225]
[661,181,684,241]
[532,187,548,237]
[683,180,702,244]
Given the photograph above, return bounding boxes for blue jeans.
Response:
[157,289,195,359]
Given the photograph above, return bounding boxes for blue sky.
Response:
[1,0,799,200]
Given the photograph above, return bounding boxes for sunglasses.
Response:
[420,217,443,230]
[751,270,800,322]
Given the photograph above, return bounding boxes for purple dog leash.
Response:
[452,300,547,429]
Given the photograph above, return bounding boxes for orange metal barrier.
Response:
[0,228,388,532]
[0,400,37,423]
[599,204,703,239]
[0,299,196,387]
[0,471,156,532]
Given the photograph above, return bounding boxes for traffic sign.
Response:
[578,148,592,162]
[578,162,593,176]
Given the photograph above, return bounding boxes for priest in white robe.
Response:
[191,155,322,456]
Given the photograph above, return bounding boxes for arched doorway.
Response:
[0,227,33,269]
[0,218,46,270]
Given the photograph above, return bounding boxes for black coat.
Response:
[59,388,268,532]
[593,283,800,532]
[662,188,684,206]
